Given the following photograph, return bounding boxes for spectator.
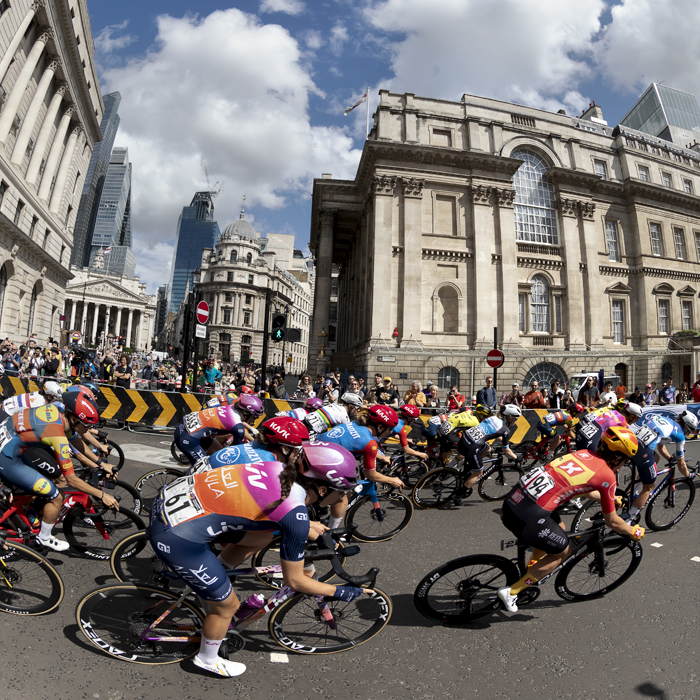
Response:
[476,376,497,410]
[547,380,564,410]
[424,381,439,408]
[614,382,627,400]
[312,373,325,397]
[599,381,617,407]
[270,375,287,400]
[650,381,660,404]
[501,382,523,407]
[642,383,656,406]
[692,372,700,403]
[376,376,399,408]
[2,343,20,375]
[404,381,427,407]
[204,360,222,387]
[578,375,600,408]
[560,388,576,410]
[323,378,340,404]
[357,377,366,396]
[294,373,315,399]
[102,351,115,383]
[142,360,154,381]
[629,386,644,406]
[43,347,61,377]
[523,380,547,409]
[364,374,384,404]
[446,384,465,411]
[347,378,363,401]
[678,382,690,404]
[114,354,132,389]
[659,377,677,405]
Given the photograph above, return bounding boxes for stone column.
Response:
[80,301,87,335]
[69,300,76,329]
[38,106,73,202]
[400,177,424,343]
[91,304,100,344]
[134,312,142,349]
[310,208,336,371]
[0,1,45,84]
[25,84,66,185]
[11,58,60,164]
[495,187,519,346]
[470,183,496,349]
[115,307,122,338]
[577,200,605,348]
[103,306,111,347]
[0,29,53,143]
[49,125,82,213]
[125,309,134,348]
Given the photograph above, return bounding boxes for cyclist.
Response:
[276,397,323,421]
[303,395,358,435]
[0,390,48,423]
[497,426,645,613]
[574,404,627,451]
[0,393,119,551]
[535,402,585,454]
[204,391,239,409]
[421,407,479,466]
[148,431,363,678]
[388,404,428,460]
[453,404,522,502]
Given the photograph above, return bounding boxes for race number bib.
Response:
[161,477,204,527]
[184,412,203,434]
[632,424,656,447]
[519,465,555,500]
[0,424,12,451]
[466,426,485,442]
[206,398,220,408]
[578,422,598,440]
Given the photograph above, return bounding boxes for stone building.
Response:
[0,0,103,343]
[309,88,700,397]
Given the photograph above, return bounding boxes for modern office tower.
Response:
[154,284,168,347]
[620,83,700,147]
[168,191,220,313]
[88,146,136,277]
[71,91,121,269]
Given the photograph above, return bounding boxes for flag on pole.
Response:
[104,246,112,254]
[344,89,368,116]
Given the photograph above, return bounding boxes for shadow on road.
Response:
[64,622,108,657]
[635,682,668,699]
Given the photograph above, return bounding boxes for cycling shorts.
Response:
[0,455,60,500]
[536,422,557,439]
[501,496,568,555]
[173,424,207,466]
[456,433,489,472]
[634,445,657,485]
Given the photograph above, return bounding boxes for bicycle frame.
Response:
[347,480,381,516]
[621,461,679,509]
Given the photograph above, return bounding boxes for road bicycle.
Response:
[73,458,143,518]
[343,479,413,542]
[77,526,392,663]
[382,452,429,487]
[513,434,572,468]
[414,518,643,625]
[571,459,697,533]
[133,467,186,515]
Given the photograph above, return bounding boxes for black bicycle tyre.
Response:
[477,462,523,502]
[109,531,184,591]
[345,492,413,542]
[106,439,125,470]
[63,505,145,560]
[268,587,392,654]
[414,554,519,625]
[411,468,461,509]
[554,536,642,601]
[171,441,189,465]
[645,477,695,531]
[387,458,428,486]
[133,468,185,515]
[569,488,627,533]
[0,540,65,615]
[101,480,143,517]
[76,584,205,664]
[512,440,541,468]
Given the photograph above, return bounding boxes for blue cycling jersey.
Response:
[637,414,686,457]
[318,422,380,470]
[208,441,276,468]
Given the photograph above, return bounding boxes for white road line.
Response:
[269,653,289,663]
[650,542,663,548]
[121,444,181,468]
[691,556,700,562]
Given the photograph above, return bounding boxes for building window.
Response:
[661,171,672,188]
[14,199,24,226]
[243,311,251,326]
[240,334,252,362]
[612,300,624,343]
[658,298,670,334]
[437,366,459,391]
[530,274,549,333]
[0,180,8,206]
[27,283,39,336]
[29,216,38,239]
[434,195,457,236]
[248,274,254,284]
[60,244,65,265]
[230,250,237,262]
[227,271,233,282]
[244,294,252,305]
[220,308,230,324]
[638,165,650,181]
[330,301,338,321]
[512,150,558,245]
[649,222,663,256]
[66,204,72,223]
[605,220,621,262]
[682,300,693,331]
[220,332,231,362]
[673,227,687,259]
[523,362,567,393]
[43,229,50,249]
[331,278,339,296]
[695,232,700,261]
[225,292,232,302]
[246,252,252,264]
[554,296,562,334]
[518,293,525,332]
[0,265,7,327]
[431,128,452,147]
[683,179,693,194]
[594,160,607,179]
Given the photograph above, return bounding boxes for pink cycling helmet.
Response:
[399,404,420,420]
[305,397,323,411]
[299,442,358,490]
[237,394,264,417]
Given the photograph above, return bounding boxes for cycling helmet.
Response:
[63,392,100,426]
[298,442,358,490]
[65,385,96,401]
[237,394,264,418]
[398,404,421,421]
[222,391,238,405]
[42,380,63,399]
[339,392,362,408]
[617,399,642,418]
[259,417,309,447]
[570,402,585,415]
[366,405,399,429]
[305,397,323,411]
[79,381,101,397]
[239,385,254,395]
[474,404,492,418]
[679,411,698,432]
[501,404,522,418]
[599,426,638,459]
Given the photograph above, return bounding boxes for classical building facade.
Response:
[310,89,700,396]
[0,0,103,343]
[63,267,155,351]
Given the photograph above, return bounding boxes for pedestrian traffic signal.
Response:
[271,312,287,342]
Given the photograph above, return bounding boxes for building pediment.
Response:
[652,282,675,295]
[605,282,632,294]
[677,285,697,297]
[66,279,145,304]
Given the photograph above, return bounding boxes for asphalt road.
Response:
[2,428,698,700]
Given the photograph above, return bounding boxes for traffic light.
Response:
[271,312,287,342]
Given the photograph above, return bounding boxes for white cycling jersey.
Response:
[1,392,46,416]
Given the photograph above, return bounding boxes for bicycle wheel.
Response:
[414,554,519,625]
[133,468,184,515]
[552,441,571,459]
[412,468,461,509]
[345,492,413,542]
[106,440,125,470]
[63,505,145,560]
[477,462,523,502]
[268,587,392,654]
[102,480,143,518]
[0,541,65,615]
[387,458,428,486]
[512,440,541,468]
[645,478,695,531]
[171,441,189,465]
[554,536,642,601]
[77,584,204,664]
[569,488,627,533]
[252,535,346,589]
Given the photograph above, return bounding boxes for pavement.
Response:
[1,428,698,700]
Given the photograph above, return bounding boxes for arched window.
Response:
[512,149,558,245]
[27,283,39,336]
[523,362,567,393]
[661,362,673,383]
[246,252,252,264]
[438,286,459,333]
[230,250,237,262]
[438,366,460,390]
[530,275,549,333]
[0,265,7,331]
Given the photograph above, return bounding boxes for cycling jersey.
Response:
[1,392,46,417]
[457,417,512,472]
[575,409,626,450]
[421,411,478,441]
[174,405,246,465]
[204,392,238,409]
[317,422,380,470]
[537,410,574,438]
[304,404,349,435]
[277,407,309,421]
[206,442,277,469]
[626,423,659,484]
[388,418,410,448]
[637,413,686,458]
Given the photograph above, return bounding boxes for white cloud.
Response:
[94,20,136,55]
[330,22,349,55]
[133,240,174,294]
[303,29,324,50]
[259,0,305,15]
[99,9,361,293]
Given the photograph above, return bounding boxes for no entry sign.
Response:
[196,301,210,324]
[486,348,504,369]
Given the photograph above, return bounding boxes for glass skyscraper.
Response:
[168,192,220,313]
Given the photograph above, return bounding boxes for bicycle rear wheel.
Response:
[0,541,64,615]
[101,480,143,517]
[512,440,541,468]
[345,492,413,542]
[414,554,519,625]
[477,463,523,501]
[171,441,189,465]
[268,587,391,654]
[106,440,125,470]
[133,468,184,515]
[554,536,642,601]
[412,468,461,509]
[76,584,204,664]
[645,478,695,531]
[63,505,145,560]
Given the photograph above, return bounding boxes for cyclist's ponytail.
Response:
[264,462,308,513]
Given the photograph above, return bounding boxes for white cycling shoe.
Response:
[36,535,70,552]
[497,587,519,613]
[193,654,246,678]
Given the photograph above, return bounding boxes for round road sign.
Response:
[196,301,210,324]
[486,348,504,369]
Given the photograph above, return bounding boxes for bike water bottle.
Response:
[234,593,266,621]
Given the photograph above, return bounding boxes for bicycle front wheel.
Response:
[63,505,145,560]
[0,541,65,615]
[555,536,642,601]
[133,468,184,515]
[346,492,413,542]
[76,584,204,664]
[477,463,523,502]
[171,441,189,465]
[512,440,540,468]
[412,468,461,509]
[414,554,519,625]
[101,480,143,518]
[645,478,695,531]
[387,458,428,486]
[106,440,125,470]
[268,587,392,654]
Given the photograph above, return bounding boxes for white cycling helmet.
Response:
[679,411,698,431]
[43,380,63,399]
[502,404,522,418]
[623,402,642,418]
[340,392,362,408]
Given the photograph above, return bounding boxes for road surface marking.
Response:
[121,444,181,468]
[650,542,663,548]
[269,653,289,663]
[691,556,700,562]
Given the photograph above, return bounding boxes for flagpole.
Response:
[366,86,370,137]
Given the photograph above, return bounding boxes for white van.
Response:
[568,373,622,402]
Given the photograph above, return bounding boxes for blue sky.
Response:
[85,0,700,293]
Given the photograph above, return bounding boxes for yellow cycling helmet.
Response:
[600,426,639,458]
[474,404,492,418]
